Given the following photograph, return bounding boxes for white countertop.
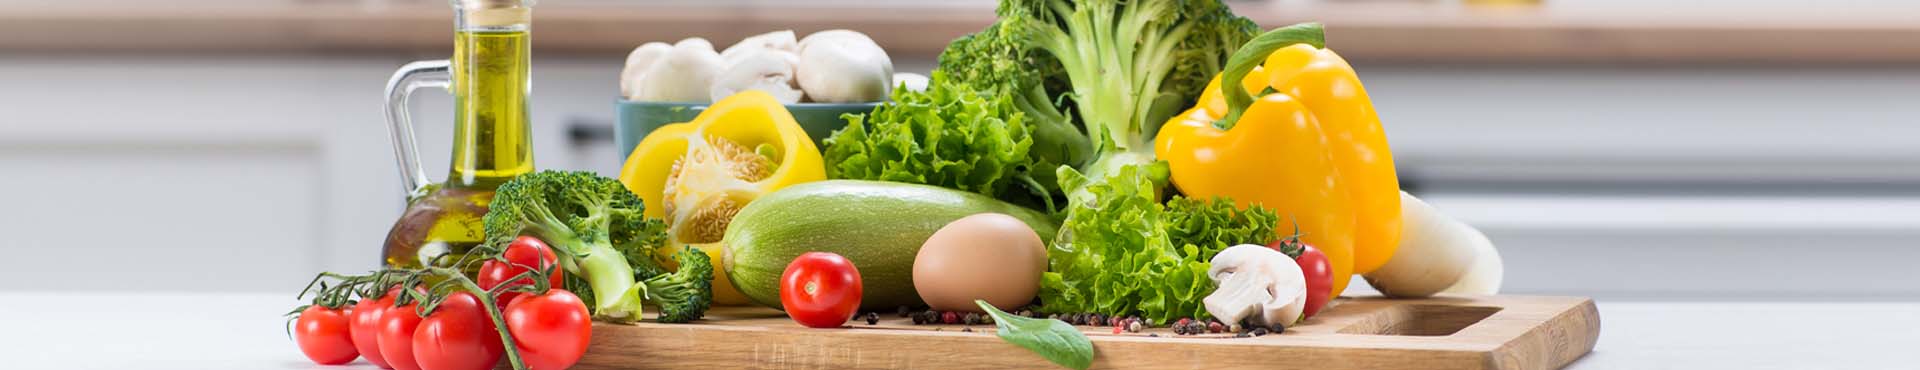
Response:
[3,293,1914,370]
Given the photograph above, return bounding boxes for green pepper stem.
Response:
[1216,23,1327,130]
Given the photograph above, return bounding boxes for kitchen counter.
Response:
[4,293,1913,369]
[8,1,1920,63]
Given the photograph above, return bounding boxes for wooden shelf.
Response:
[7,1,1920,63]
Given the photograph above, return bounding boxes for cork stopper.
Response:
[460,0,532,28]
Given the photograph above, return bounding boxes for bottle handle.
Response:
[382,59,452,197]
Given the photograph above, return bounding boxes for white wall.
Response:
[2,54,1914,301]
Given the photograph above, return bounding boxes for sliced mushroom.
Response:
[1204,244,1307,330]
[710,49,804,103]
[721,30,798,66]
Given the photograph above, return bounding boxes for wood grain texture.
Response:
[576,295,1598,370]
[7,2,1920,63]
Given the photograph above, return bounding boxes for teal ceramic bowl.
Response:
[614,100,879,162]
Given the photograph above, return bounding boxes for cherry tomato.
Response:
[779,252,863,328]
[1293,243,1335,319]
[294,305,359,365]
[412,291,504,370]
[351,297,392,368]
[479,236,564,308]
[504,289,593,370]
[353,286,421,369]
[378,301,427,370]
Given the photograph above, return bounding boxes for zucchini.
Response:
[722,180,1059,310]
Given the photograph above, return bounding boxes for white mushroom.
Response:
[629,38,725,103]
[1204,244,1307,330]
[892,72,930,93]
[710,49,804,103]
[795,29,893,103]
[620,42,671,98]
[720,30,798,66]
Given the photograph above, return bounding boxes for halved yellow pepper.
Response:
[1156,23,1402,299]
[619,91,826,305]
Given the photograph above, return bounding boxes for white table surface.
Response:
[3,293,1914,370]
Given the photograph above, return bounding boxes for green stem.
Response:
[1217,23,1327,130]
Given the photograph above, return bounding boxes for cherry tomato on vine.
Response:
[779,252,863,328]
[479,236,563,308]
[294,305,358,365]
[378,301,427,370]
[353,286,421,369]
[504,289,592,370]
[412,291,504,370]
[351,296,393,368]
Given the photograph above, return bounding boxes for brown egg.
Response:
[913,213,1047,312]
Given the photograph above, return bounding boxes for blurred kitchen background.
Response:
[1,0,1915,301]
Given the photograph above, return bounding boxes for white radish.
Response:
[1362,191,1497,298]
[1441,230,1504,295]
[795,29,893,103]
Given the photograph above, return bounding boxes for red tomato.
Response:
[779,252,863,328]
[504,289,593,370]
[350,296,393,368]
[1292,243,1335,319]
[294,305,359,365]
[479,236,564,308]
[378,301,427,370]
[412,292,504,370]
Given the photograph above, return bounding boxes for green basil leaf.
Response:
[977,299,1094,370]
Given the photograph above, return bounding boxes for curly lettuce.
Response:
[823,73,1060,211]
[1038,163,1279,323]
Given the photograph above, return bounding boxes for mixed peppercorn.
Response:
[885,305,1283,337]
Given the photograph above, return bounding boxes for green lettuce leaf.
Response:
[823,73,1059,211]
[1038,163,1280,324]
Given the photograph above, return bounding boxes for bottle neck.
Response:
[446,15,534,190]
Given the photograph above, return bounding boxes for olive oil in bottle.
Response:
[381,16,534,270]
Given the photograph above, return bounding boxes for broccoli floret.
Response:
[641,247,713,323]
[483,170,665,322]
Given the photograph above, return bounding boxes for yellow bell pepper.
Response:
[1155,24,1401,299]
[619,91,826,305]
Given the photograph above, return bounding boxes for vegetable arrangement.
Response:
[301,1,1513,368]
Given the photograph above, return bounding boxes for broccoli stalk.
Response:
[941,0,1257,200]
[482,170,667,322]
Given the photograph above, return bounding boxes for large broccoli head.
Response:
[482,170,665,321]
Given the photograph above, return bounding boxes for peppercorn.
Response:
[1088,313,1106,327]
[962,327,973,333]
[982,314,994,325]
[1030,310,1046,319]
[1185,322,1207,335]
[1207,321,1224,334]
[1148,333,1160,338]
[897,306,912,318]
[1048,313,1062,321]
[1251,327,1270,336]
[1234,332,1251,338]
[1171,323,1188,335]
[910,312,926,325]
[1270,324,1286,335]
[1126,320,1143,333]
[1111,326,1122,334]
[1174,318,1193,329]
[1105,315,1121,327]
[964,312,982,325]
[865,312,880,325]
[941,311,961,325]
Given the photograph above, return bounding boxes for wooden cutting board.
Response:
[575,295,1599,370]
